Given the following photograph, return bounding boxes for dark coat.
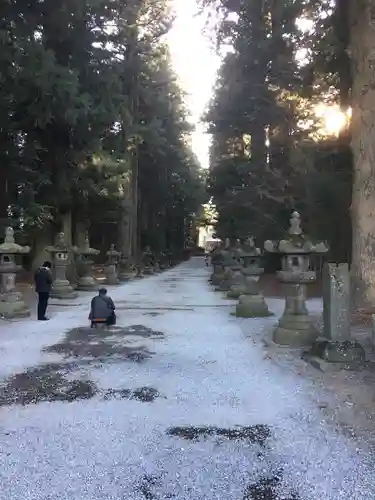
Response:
[90,295,115,320]
[34,267,53,293]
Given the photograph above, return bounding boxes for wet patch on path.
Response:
[137,474,163,499]
[0,364,97,406]
[44,325,163,363]
[0,361,163,406]
[243,471,300,500]
[104,386,163,402]
[166,424,271,447]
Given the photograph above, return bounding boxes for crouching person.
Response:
[89,288,116,327]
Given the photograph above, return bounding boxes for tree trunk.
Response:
[118,180,132,256]
[350,0,375,309]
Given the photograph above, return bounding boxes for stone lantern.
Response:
[0,227,30,318]
[74,234,100,291]
[264,211,328,346]
[235,237,271,317]
[118,254,134,282]
[226,239,244,298]
[226,260,244,299]
[210,241,225,286]
[232,239,243,263]
[105,244,121,285]
[141,246,155,275]
[46,232,78,299]
[216,238,239,291]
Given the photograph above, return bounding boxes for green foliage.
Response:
[202,0,352,259]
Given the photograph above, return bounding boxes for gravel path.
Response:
[0,258,373,499]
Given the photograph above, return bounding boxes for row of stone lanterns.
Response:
[210,211,328,347]
[0,227,168,319]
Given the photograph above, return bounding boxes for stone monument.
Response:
[0,227,30,318]
[264,211,328,346]
[303,263,365,370]
[105,244,121,285]
[74,234,100,291]
[46,232,78,299]
[235,237,271,317]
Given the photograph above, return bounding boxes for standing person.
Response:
[89,288,116,327]
[34,261,53,321]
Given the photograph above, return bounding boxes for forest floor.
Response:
[0,258,374,499]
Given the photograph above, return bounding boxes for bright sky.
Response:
[167,0,221,169]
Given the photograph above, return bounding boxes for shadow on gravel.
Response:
[0,364,97,406]
[44,325,164,363]
[243,471,300,500]
[166,425,271,447]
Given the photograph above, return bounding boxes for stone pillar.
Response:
[323,263,350,340]
[304,263,365,370]
[0,227,30,318]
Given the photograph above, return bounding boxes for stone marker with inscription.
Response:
[303,263,365,371]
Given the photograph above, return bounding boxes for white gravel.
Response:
[0,258,373,499]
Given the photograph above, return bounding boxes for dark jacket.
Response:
[34,267,53,293]
[90,295,115,320]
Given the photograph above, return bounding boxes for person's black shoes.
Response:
[38,317,49,321]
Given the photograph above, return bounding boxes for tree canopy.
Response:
[0,0,205,260]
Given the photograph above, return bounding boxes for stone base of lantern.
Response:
[235,294,272,318]
[302,339,366,372]
[154,263,161,273]
[119,271,134,282]
[135,268,144,279]
[143,266,154,275]
[50,280,78,300]
[273,313,318,347]
[104,265,120,285]
[76,275,98,291]
[210,272,224,286]
[0,292,30,319]
[227,285,246,299]
[216,279,230,292]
